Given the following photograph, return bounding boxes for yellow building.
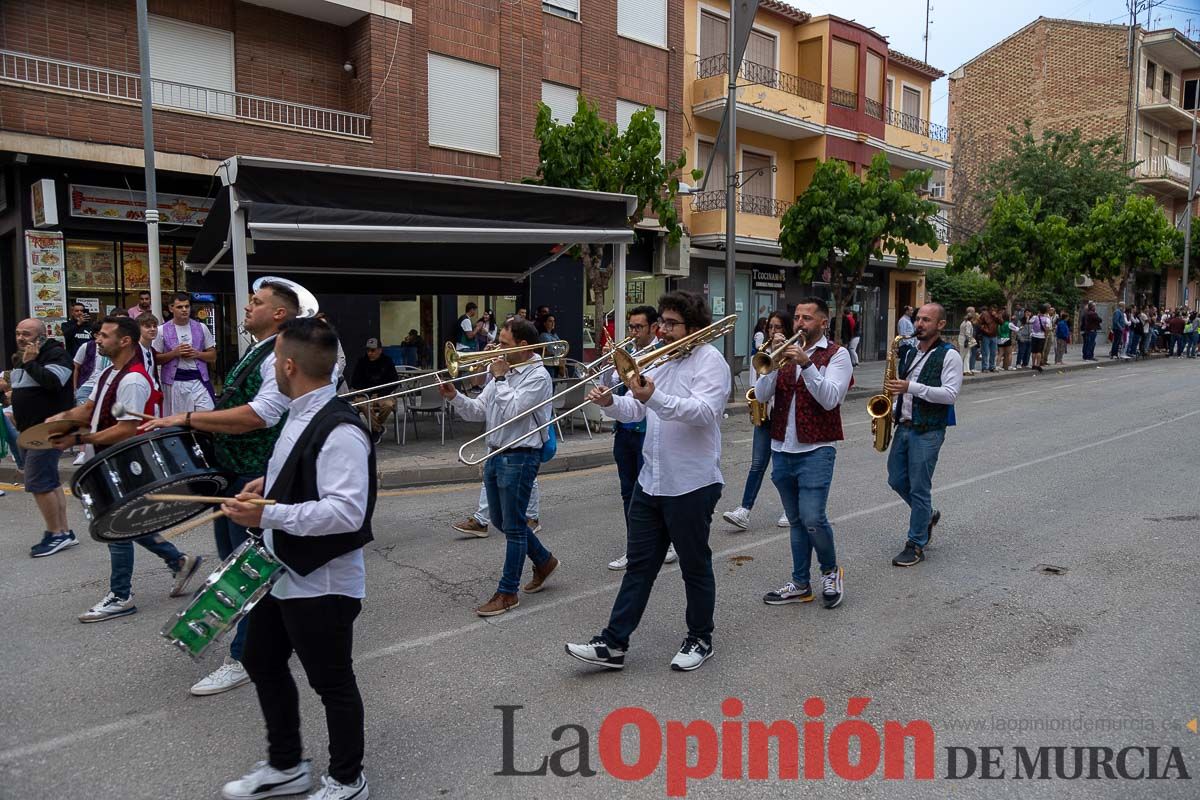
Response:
[680,0,952,360]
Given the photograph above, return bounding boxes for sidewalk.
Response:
[0,350,1179,490]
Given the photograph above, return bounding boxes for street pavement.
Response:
[1,357,1199,799]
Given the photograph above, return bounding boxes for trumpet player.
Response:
[439,318,559,617]
[756,298,852,610]
[885,303,961,567]
[567,291,729,673]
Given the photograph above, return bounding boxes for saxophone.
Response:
[866,335,904,452]
[746,388,769,426]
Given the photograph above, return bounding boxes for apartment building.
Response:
[678,0,953,362]
[949,18,1200,310]
[0,0,683,369]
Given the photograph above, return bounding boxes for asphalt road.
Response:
[2,359,1199,800]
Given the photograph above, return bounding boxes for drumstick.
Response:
[111,402,156,422]
[148,493,276,506]
[159,509,227,541]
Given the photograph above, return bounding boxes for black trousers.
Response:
[242,593,365,784]
[602,482,722,651]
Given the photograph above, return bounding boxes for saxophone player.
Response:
[884,303,962,567]
[756,298,853,610]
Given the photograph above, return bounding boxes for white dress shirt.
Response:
[261,384,372,600]
[241,337,290,427]
[897,342,964,422]
[88,367,151,430]
[753,336,853,454]
[606,342,729,497]
[450,354,552,450]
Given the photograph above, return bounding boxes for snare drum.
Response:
[71,427,233,542]
[162,538,283,659]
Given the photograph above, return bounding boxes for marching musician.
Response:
[45,316,203,623]
[885,302,962,567]
[754,299,852,610]
[567,291,728,673]
[141,280,298,697]
[439,317,559,617]
[218,318,375,800]
[606,305,676,571]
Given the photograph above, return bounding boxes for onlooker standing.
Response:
[350,338,397,444]
[126,290,153,319]
[1186,313,1199,359]
[1081,302,1101,361]
[538,314,564,379]
[137,314,162,415]
[1030,304,1051,372]
[752,317,768,354]
[1,372,25,472]
[154,292,217,414]
[479,310,498,350]
[958,310,977,376]
[1015,310,1032,368]
[454,301,486,352]
[845,309,861,367]
[1054,312,1070,364]
[1110,302,1127,360]
[898,305,915,346]
[977,306,999,372]
[61,303,95,359]
[1125,306,1143,358]
[997,310,1014,370]
[1168,310,1186,357]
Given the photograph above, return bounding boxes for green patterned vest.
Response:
[214,336,286,476]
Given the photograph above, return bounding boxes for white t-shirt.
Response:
[460,316,474,335]
[73,345,111,393]
[88,366,152,431]
[153,321,216,372]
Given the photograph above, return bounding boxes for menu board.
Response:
[121,244,177,292]
[69,184,213,227]
[25,230,68,336]
[66,240,117,290]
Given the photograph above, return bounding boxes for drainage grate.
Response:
[1037,564,1068,575]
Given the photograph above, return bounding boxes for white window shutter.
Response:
[543,0,579,18]
[541,82,579,124]
[618,0,666,48]
[147,15,235,115]
[428,54,500,156]
[617,100,666,163]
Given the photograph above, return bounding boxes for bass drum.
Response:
[71,427,233,542]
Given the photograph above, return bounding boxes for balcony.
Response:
[1138,97,1197,130]
[687,190,790,243]
[1136,153,1191,197]
[0,49,371,139]
[692,54,826,138]
[696,54,824,103]
[884,107,949,143]
[880,104,952,169]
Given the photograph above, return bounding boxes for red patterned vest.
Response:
[768,342,846,444]
[95,358,160,450]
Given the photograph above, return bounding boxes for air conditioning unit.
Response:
[654,233,691,277]
[1074,274,1094,288]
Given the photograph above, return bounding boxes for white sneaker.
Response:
[222,760,313,800]
[192,657,252,696]
[721,507,751,530]
[72,451,87,466]
[305,774,368,800]
[565,636,626,670]
[607,553,628,570]
[78,591,136,623]
[664,543,678,564]
[669,636,713,671]
[777,513,789,527]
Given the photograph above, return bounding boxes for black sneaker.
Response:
[892,542,925,567]
[762,581,813,605]
[927,508,941,545]
[820,567,844,609]
[372,427,385,445]
[565,636,626,670]
[31,530,79,558]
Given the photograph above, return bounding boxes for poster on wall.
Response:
[66,241,117,290]
[25,230,68,337]
[121,244,177,291]
[69,184,213,227]
[31,179,59,228]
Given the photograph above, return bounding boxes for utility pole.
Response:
[136,0,162,322]
[924,0,932,64]
[1184,107,1197,310]
[724,0,738,386]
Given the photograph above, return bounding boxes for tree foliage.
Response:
[1071,194,1182,301]
[779,153,939,341]
[529,94,697,343]
[948,192,1069,308]
[925,268,1005,313]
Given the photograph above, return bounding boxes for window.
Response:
[746,30,776,69]
[147,15,234,115]
[740,151,773,214]
[541,82,579,124]
[902,86,922,126]
[542,0,578,20]
[699,11,727,61]
[1146,61,1156,90]
[697,139,727,191]
[617,100,666,162]
[865,51,884,116]
[618,0,666,48]
[1162,71,1173,101]
[830,39,858,108]
[427,54,500,155]
[1185,79,1199,111]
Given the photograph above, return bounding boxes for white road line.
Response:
[973,389,1039,404]
[10,406,1200,763]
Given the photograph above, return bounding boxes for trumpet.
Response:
[458,316,737,466]
[445,339,568,378]
[750,328,809,376]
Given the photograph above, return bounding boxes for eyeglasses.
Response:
[628,323,649,331]
[658,319,685,330]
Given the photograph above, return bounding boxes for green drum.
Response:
[162,537,283,659]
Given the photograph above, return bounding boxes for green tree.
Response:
[1072,194,1182,301]
[778,153,939,341]
[528,94,697,343]
[925,268,1006,312]
[948,192,1069,309]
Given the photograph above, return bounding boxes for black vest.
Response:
[266,397,377,576]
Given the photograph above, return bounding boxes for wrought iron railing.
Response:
[830,87,858,109]
[864,98,884,120]
[690,190,791,217]
[1137,154,1190,184]
[695,54,824,103]
[0,48,371,138]
[884,106,949,143]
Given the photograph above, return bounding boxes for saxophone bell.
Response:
[867,335,905,453]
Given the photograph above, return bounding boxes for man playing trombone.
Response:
[438,317,559,617]
[567,291,729,673]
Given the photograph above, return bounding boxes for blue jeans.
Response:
[613,426,645,521]
[484,449,551,595]
[1188,332,1199,357]
[1016,340,1031,366]
[602,482,722,650]
[969,345,980,372]
[771,447,837,587]
[1171,333,1184,356]
[110,534,185,599]
[980,336,997,371]
[2,412,22,469]
[739,422,774,509]
[1127,330,1142,356]
[214,474,255,661]
[1109,330,1123,358]
[1081,330,1097,360]
[886,424,946,547]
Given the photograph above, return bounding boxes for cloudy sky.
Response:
[794,0,1200,124]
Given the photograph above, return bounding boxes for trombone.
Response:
[750,329,809,376]
[458,315,737,466]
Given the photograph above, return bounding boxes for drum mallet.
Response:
[111,402,157,422]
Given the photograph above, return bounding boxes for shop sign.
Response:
[25,230,68,336]
[752,267,786,290]
[69,184,214,227]
[76,298,101,314]
[32,179,59,228]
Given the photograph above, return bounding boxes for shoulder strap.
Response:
[216,336,276,406]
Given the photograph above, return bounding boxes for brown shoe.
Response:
[523,556,560,594]
[452,518,489,537]
[476,592,519,617]
[528,518,542,534]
